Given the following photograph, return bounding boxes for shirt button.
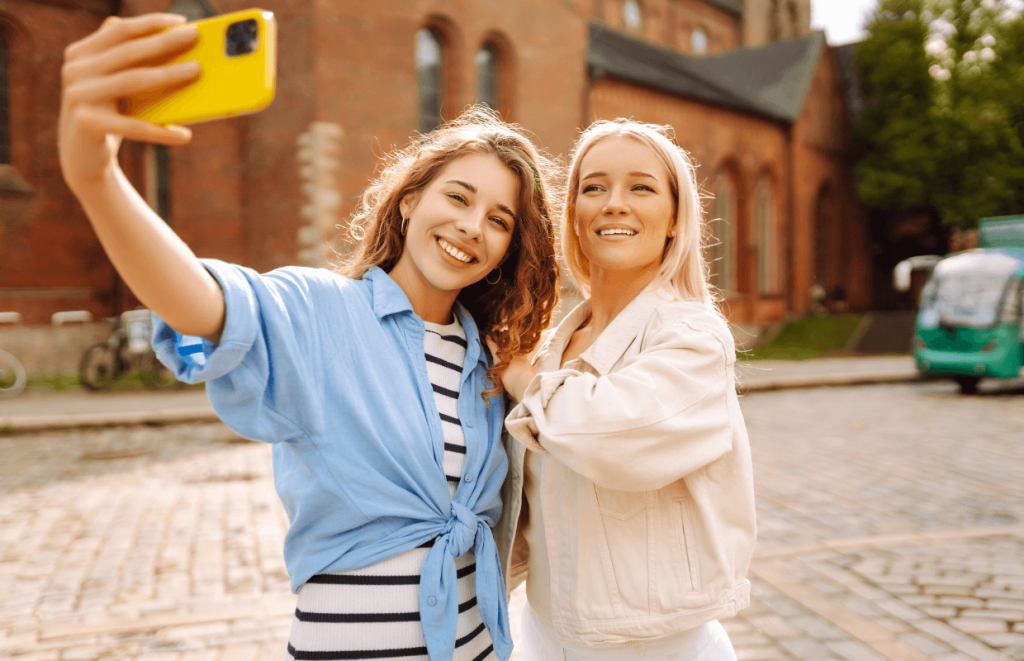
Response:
[428,597,437,606]
[464,474,473,483]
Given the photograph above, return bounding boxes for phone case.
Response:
[120,8,277,126]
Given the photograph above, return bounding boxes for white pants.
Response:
[520,603,737,661]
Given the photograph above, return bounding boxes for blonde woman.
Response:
[492,120,756,661]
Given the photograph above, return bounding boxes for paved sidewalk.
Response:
[0,356,920,433]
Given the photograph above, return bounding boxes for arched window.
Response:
[475,42,501,111]
[0,33,9,164]
[755,176,779,295]
[166,0,217,22]
[416,28,444,134]
[623,0,642,30]
[691,27,708,54]
[711,170,737,294]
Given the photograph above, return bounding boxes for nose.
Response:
[603,186,628,215]
[454,210,485,241]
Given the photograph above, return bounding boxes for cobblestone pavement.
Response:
[1,378,1023,660]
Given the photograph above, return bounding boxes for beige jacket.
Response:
[493,287,756,645]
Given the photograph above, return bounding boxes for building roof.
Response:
[699,0,743,17]
[832,42,865,122]
[587,22,828,124]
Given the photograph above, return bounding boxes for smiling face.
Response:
[390,152,519,313]
[574,136,676,283]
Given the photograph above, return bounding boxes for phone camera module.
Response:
[225,19,259,57]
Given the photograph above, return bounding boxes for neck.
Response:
[586,262,660,334]
[387,262,458,325]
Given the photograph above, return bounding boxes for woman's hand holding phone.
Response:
[59,14,200,194]
[57,13,226,344]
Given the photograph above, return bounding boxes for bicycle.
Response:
[0,349,27,398]
[79,309,177,391]
[0,312,27,398]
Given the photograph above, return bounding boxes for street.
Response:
[1,380,1023,660]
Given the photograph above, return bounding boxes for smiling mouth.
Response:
[596,229,638,236]
[437,237,477,264]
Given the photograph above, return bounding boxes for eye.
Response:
[582,184,603,193]
[490,216,511,231]
[447,192,468,204]
[632,184,655,193]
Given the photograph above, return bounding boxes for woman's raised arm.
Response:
[59,14,225,342]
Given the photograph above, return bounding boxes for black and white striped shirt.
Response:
[286,317,496,661]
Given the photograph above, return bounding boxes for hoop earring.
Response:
[400,217,409,236]
[485,267,502,285]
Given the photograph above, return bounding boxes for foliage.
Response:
[742,314,864,361]
[853,0,1024,229]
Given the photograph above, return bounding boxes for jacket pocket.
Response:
[673,497,701,592]
[593,485,646,520]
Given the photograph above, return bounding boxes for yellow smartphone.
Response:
[120,8,277,126]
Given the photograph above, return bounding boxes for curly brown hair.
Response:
[336,107,560,397]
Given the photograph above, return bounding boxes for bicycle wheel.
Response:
[0,349,27,398]
[80,344,117,391]
[140,351,177,390]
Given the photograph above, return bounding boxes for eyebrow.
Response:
[581,171,659,181]
[446,180,517,220]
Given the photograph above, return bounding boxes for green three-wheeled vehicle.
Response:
[910,215,1024,394]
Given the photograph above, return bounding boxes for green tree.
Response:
[853,0,936,214]
[853,0,1024,229]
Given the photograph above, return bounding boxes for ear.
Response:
[399,191,420,221]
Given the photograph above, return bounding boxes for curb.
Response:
[1,373,925,433]
[739,372,921,393]
[1,407,219,434]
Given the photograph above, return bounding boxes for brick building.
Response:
[0,0,868,332]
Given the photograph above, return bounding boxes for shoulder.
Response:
[649,297,735,362]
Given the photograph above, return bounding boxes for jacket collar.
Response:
[542,283,669,376]
[364,266,487,369]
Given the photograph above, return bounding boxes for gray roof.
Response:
[587,22,828,123]
[832,42,865,121]
[699,0,743,17]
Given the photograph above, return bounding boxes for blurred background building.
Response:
[0,0,869,331]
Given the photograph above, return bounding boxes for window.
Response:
[143,144,172,222]
[755,177,780,295]
[166,0,217,22]
[623,0,642,30]
[691,27,708,54]
[0,33,9,164]
[416,29,444,134]
[711,171,737,294]
[475,43,500,111]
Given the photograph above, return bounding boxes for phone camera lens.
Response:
[225,19,260,57]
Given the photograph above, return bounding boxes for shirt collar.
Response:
[365,267,488,369]
[365,266,414,320]
[541,283,671,376]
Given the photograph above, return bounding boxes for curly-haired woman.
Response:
[58,14,560,661]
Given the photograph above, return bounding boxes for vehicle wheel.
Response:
[954,375,980,395]
[0,349,27,398]
[140,351,177,390]
[80,344,117,391]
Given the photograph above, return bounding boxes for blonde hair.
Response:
[562,119,715,306]
[337,107,560,397]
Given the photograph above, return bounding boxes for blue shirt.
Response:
[152,261,512,661]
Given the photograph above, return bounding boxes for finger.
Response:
[65,24,197,82]
[66,13,186,61]
[71,105,193,145]
[65,60,200,106]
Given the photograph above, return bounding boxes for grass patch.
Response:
[25,372,202,392]
[742,314,863,361]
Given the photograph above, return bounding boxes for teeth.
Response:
[438,238,474,263]
[598,229,637,236]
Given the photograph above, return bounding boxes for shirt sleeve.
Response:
[151,259,322,443]
[504,316,735,492]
